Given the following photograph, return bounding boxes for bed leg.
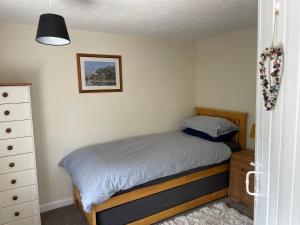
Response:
[73,185,97,225]
[85,211,97,225]
[73,186,79,207]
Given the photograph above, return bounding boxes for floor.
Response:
[41,197,253,225]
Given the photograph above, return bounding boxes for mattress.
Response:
[96,161,230,225]
[59,130,232,212]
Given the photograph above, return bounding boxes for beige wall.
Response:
[196,28,257,149]
[0,23,257,206]
[0,24,196,204]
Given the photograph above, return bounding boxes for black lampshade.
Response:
[36,13,70,46]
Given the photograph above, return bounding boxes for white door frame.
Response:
[255,0,300,224]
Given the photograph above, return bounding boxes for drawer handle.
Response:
[7,145,13,151]
[241,168,246,172]
[9,162,15,168]
[6,128,12,133]
[246,171,257,196]
[11,179,17,184]
[12,195,18,201]
[2,92,8,98]
[4,110,10,116]
[14,212,20,217]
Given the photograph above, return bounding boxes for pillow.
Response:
[183,115,239,138]
[182,128,237,142]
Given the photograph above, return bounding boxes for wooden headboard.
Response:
[196,107,248,149]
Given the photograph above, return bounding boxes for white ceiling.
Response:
[0,0,257,40]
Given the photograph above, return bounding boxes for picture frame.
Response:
[76,53,123,93]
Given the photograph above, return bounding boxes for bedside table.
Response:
[229,150,255,209]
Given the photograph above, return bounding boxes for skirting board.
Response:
[40,197,74,213]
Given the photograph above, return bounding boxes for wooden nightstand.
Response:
[229,150,255,209]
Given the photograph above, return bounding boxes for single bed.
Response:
[65,107,247,225]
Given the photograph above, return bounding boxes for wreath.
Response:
[259,47,283,111]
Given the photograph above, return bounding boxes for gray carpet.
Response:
[41,197,253,225]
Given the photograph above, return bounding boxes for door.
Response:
[255,0,300,225]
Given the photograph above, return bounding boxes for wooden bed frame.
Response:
[73,107,247,225]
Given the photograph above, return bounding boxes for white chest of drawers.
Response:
[0,84,40,225]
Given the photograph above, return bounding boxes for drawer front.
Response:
[229,166,246,200]
[0,120,32,140]
[0,200,39,224]
[230,159,254,208]
[0,103,31,122]
[0,87,30,105]
[0,185,38,208]
[0,153,35,175]
[0,169,36,191]
[0,137,34,158]
[3,215,40,225]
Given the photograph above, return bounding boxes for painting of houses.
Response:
[77,53,123,93]
[84,61,117,86]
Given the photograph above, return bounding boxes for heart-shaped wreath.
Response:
[259,47,283,111]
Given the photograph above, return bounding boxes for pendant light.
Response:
[36,0,70,46]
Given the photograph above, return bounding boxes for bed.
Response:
[63,107,247,225]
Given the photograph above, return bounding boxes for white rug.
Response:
[159,202,253,225]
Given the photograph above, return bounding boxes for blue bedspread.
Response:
[59,131,231,212]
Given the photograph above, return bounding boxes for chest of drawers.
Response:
[0,84,40,225]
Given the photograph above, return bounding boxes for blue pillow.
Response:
[182,128,237,142]
[224,141,242,152]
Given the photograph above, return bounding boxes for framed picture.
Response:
[76,53,123,93]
